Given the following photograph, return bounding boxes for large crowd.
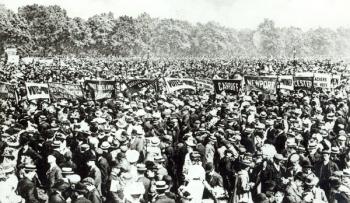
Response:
[1,57,350,203]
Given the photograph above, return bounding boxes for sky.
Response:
[1,0,350,29]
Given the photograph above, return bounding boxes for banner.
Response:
[331,75,341,89]
[0,82,16,99]
[26,83,50,100]
[195,79,214,92]
[213,79,241,94]
[244,76,277,94]
[164,78,196,93]
[125,79,159,93]
[293,76,313,90]
[313,73,331,89]
[278,75,294,90]
[84,80,116,100]
[48,83,83,100]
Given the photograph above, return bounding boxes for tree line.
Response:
[1,4,350,58]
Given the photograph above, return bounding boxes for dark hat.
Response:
[301,160,313,168]
[53,179,70,191]
[294,172,305,181]
[205,162,214,172]
[74,182,88,194]
[321,148,331,154]
[82,177,95,186]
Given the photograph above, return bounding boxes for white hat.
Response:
[126,150,140,163]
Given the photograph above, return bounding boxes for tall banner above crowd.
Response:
[26,83,50,100]
[0,82,17,99]
[48,83,84,100]
[84,80,116,100]
[244,76,277,94]
[213,79,241,94]
[125,79,159,93]
[164,78,196,93]
[293,75,314,90]
[278,75,294,90]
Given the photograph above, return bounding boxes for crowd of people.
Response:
[1,57,350,203]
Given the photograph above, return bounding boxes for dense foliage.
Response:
[1,4,350,58]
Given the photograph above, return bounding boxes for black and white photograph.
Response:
[0,0,350,202]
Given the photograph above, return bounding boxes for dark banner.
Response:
[244,76,277,94]
[212,79,241,94]
[84,80,116,100]
[0,82,16,99]
[48,83,83,100]
[293,76,313,90]
[125,79,159,93]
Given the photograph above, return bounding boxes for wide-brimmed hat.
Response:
[62,167,74,175]
[155,181,168,190]
[116,119,128,129]
[126,150,139,163]
[100,141,111,150]
[53,179,70,191]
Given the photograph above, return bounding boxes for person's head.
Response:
[47,154,56,165]
[294,172,304,187]
[87,159,96,167]
[322,150,330,162]
[274,190,285,203]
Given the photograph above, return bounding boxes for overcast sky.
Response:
[2,0,350,29]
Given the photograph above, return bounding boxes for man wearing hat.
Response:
[284,172,305,203]
[154,181,175,203]
[17,164,41,203]
[47,154,63,189]
[72,182,92,203]
[303,175,327,203]
[259,153,287,193]
[86,155,102,195]
[136,163,151,202]
[49,179,70,203]
[314,148,339,198]
[82,177,102,203]
[95,148,110,197]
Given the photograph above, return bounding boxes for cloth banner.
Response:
[84,80,116,100]
[293,76,313,90]
[213,79,241,94]
[48,83,84,100]
[313,73,331,89]
[278,75,294,90]
[26,83,50,100]
[331,75,341,89]
[0,82,16,99]
[244,76,277,94]
[164,78,196,93]
[125,79,159,93]
[195,79,214,92]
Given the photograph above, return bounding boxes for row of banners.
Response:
[0,73,344,101]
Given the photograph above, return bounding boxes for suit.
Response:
[154,194,176,203]
[49,191,67,203]
[16,177,40,203]
[97,156,110,195]
[72,196,92,203]
[47,165,63,188]
[88,165,102,194]
[85,188,102,203]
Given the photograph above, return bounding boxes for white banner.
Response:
[26,83,50,100]
[164,78,196,93]
[313,73,331,89]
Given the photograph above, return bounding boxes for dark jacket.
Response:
[49,191,67,203]
[17,177,40,203]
